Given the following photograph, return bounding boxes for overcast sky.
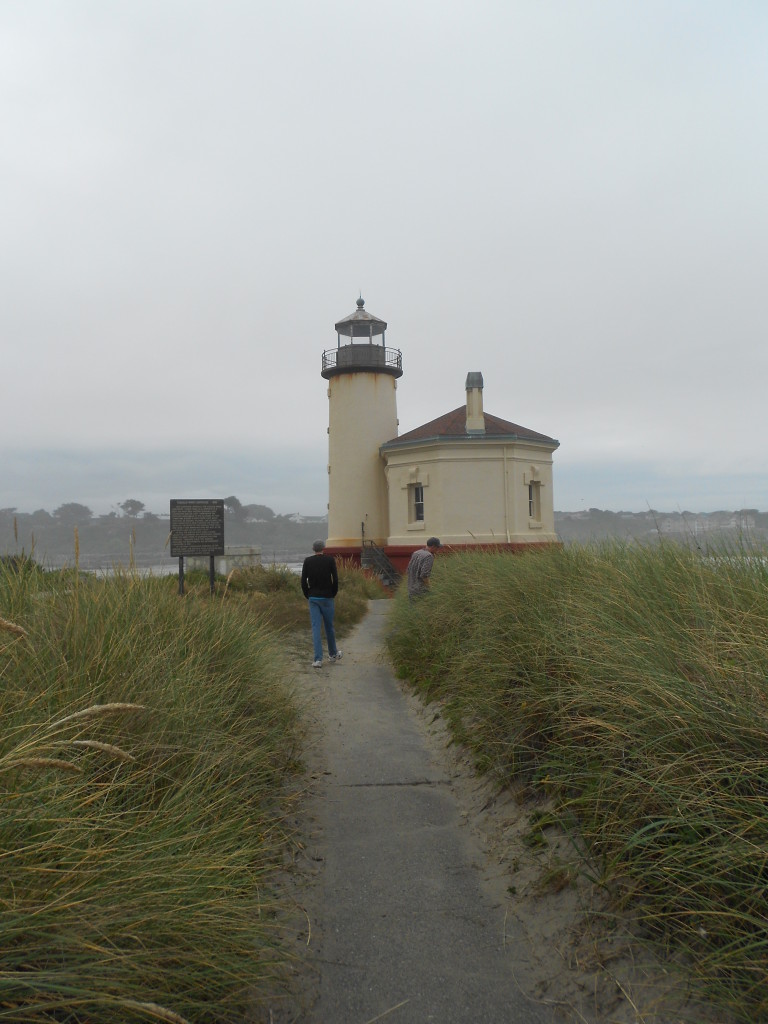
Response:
[2,1,766,517]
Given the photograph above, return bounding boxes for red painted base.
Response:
[325,541,558,576]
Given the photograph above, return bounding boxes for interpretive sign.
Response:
[169,499,225,558]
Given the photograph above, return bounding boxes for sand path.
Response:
[271,601,731,1024]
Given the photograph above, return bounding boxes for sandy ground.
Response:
[264,603,736,1024]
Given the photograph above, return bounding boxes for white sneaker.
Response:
[312,660,323,668]
[329,651,343,662]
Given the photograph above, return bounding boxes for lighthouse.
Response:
[322,297,402,553]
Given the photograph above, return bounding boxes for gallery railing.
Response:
[322,345,402,377]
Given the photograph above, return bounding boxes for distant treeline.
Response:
[555,507,768,545]
[3,502,767,567]
[0,497,328,568]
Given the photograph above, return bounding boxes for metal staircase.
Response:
[361,541,400,587]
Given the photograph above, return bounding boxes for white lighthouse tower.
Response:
[322,297,402,553]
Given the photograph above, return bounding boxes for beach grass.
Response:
[220,556,388,632]
[0,554,381,1022]
[386,540,768,1022]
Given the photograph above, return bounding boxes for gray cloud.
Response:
[2,1,767,514]
[2,446,329,517]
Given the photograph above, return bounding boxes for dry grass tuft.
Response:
[0,756,83,773]
[67,739,136,761]
[50,702,147,728]
[0,616,27,637]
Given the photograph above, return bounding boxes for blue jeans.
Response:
[309,597,338,661]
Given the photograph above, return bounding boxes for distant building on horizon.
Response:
[320,297,560,573]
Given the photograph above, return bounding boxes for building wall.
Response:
[383,439,557,546]
[327,372,398,547]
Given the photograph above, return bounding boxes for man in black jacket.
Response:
[301,540,342,668]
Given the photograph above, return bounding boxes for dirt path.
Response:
[270,601,731,1024]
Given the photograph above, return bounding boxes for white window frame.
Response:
[528,481,541,522]
[409,483,425,524]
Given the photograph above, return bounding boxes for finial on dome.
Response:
[356,294,364,308]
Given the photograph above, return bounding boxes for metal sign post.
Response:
[169,499,225,596]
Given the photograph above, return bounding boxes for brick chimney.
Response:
[465,372,485,434]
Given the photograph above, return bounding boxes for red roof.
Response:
[383,406,558,447]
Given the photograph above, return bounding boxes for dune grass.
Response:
[192,557,387,634]
[386,540,768,1022]
[0,555,382,1023]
